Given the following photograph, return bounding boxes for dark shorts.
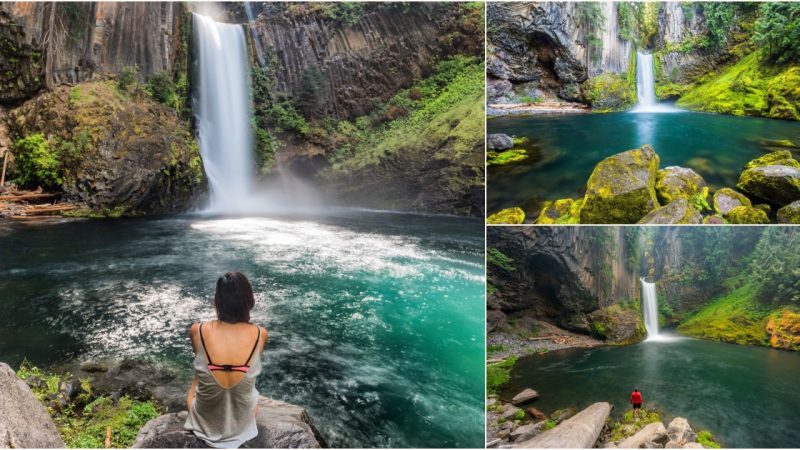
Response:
[632,403,642,410]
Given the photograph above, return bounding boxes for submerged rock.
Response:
[536,198,582,224]
[713,187,751,216]
[726,205,770,224]
[655,166,707,205]
[638,198,702,224]
[777,201,800,224]
[0,362,65,448]
[513,402,611,448]
[581,146,661,224]
[488,207,525,224]
[133,397,324,448]
[511,388,539,405]
[488,133,514,150]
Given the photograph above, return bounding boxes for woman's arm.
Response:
[187,374,198,411]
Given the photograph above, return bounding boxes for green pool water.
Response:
[487,111,800,215]
[0,211,485,448]
[502,336,800,448]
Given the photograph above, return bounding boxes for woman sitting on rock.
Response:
[185,272,268,448]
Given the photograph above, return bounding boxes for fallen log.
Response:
[514,402,611,448]
[0,192,62,202]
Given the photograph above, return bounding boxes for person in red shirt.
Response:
[630,388,643,418]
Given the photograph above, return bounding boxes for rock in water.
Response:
[581,146,661,224]
[737,165,800,206]
[743,150,800,170]
[615,422,667,449]
[0,362,65,448]
[655,166,707,205]
[637,198,703,224]
[513,402,611,448]
[511,388,539,405]
[713,187,751,216]
[527,407,547,421]
[133,397,324,448]
[487,207,526,224]
[666,417,697,446]
[777,200,800,224]
[488,133,514,150]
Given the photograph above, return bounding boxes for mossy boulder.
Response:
[581,73,637,112]
[725,205,770,224]
[703,215,726,224]
[743,150,800,170]
[637,198,703,224]
[9,81,205,216]
[655,166,707,205]
[487,207,525,224]
[737,165,800,206]
[777,201,800,224]
[586,304,645,343]
[487,149,528,166]
[537,198,582,224]
[713,187,751,215]
[580,145,661,224]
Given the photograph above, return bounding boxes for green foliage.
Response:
[144,71,181,110]
[750,228,800,304]
[753,2,800,64]
[697,430,721,448]
[298,65,324,111]
[617,2,635,41]
[689,187,711,212]
[513,409,525,421]
[582,73,636,112]
[13,133,62,189]
[487,248,515,272]
[590,321,609,340]
[677,284,771,345]
[117,66,138,92]
[610,409,662,442]
[322,3,364,26]
[699,2,739,49]
[69,87,82,105]
[16,360,72,404]
[486,356,517,395]
[542,419,557,431]
[514,95,542,104]
[487,344,505,354]
[269,102,310,136]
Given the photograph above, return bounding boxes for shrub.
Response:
[145,71,180,109]
[13,133,62,190]
[487,356,517,395]
[118,66,138,92]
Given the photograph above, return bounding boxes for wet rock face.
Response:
[0,10,43,104]
[253,3,483,120]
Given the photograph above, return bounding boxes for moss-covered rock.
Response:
[754,203,771,214]
[581,73,637,112]
[743,150,800,170]
[725,205,770,224]
[9,81,206,216]
[586,304,645,344]
[737,165,800,206]
[766,67,800,121]
[655,166,707,205]
[777,201,800,224]
[487,149,528,166]
[703,215,726,224]
[637,198,703,224]
[713,187,752,215]
[536,198,582,224]
[487,207,525,224]
[580,145,661,224]
[766,309,800,351]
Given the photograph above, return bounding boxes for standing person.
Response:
[630,388,643,419]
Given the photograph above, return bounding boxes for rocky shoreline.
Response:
[1,359,324,448]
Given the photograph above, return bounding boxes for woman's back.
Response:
[185,320,267,448]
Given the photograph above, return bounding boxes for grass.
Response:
[542,419,557,431]
[487,344,505,354]
[677,284,771,346]
[608,409,662,443]
[486,356,517,396]
[697,430,721,448]
[16,362,160,448]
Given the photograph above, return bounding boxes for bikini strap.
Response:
[198,322,216,366]
[243,325,262,367]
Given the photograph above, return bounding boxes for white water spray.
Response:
[640,277,659,339]
[192,14,254,213]
[631,52,680,113]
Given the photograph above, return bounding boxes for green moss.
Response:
[487,247,515,272]
[677,284,771,346]
[608,408,662,443]
[537,198,583,224]
[744,150,799,170]
[542,419,557,431]
[582,73,637,112]
[777,203,800,223]
[487,207,525,224]
[689,187,711,212]
[737,165,800,205]
[513,409,525,421]
[697,430,722,448]
[726,205,769,224]
[487,149,528,166]
[487,356,517,395]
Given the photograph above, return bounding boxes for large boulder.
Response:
[637,198,703,224]
[737,165,800,206]
[665,417,697,446]
[743,150,800,170]
[581,146,661,224]
[513,402,611,448]
[777,201,800,224]
[615,421,667,449]
[488,133,514,150]
[133,397,324,448]
[655,166,707,205]
[488,207,525,224]
[725,205,770,224]
[0,362,65,448]
[713,187,751,216]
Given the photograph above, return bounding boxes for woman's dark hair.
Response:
[214,272,255,323]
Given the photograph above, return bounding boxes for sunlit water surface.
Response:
[0,211,485,448]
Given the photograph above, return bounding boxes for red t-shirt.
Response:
[630,391,643,405]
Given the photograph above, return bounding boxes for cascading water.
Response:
[631,52,680,113]
[640,277,660,339]
[192,13,254,212]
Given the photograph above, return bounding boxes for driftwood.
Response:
[0,186,74,220]
[514,402,612,448]
[0,192,62,202]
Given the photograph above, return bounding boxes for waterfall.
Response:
[631,52,680,113]
[640,277,659,339]
[192,13,254,212]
